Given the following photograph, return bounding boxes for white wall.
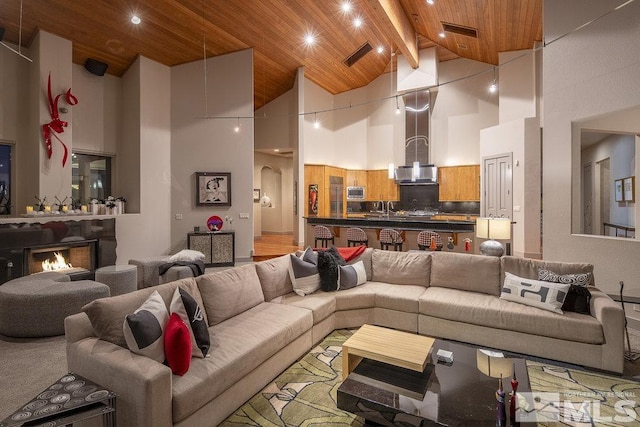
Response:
[115,56,172,263]
[254,88,295,151]
[431,58,499,166]
[499,50,537,123]
[366,73,404,170]
[544,0,640,294]
[254,152,293,237]
[302,79,335,165]
[171,49,254,261]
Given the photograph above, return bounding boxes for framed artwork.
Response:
[309,184,318,215]
[615,179,624,202]
[624,176,635,202]
[196,172,231,206]
[253,189,260,203]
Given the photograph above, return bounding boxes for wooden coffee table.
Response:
[341,324,435,380]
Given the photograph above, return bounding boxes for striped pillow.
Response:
[289,254,320,296]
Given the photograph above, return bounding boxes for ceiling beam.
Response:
[367,0,419,68]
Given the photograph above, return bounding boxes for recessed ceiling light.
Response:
[274,149,280,152]
[439,31,445,38]
[426,0,435,4]
[304,33,316,46]
[131,15,141,25]
[353,17,363,28]
[341,1,352,13]
[377,46,384,54]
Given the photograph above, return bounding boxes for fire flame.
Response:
[42,252,73,271]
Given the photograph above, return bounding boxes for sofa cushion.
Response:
[122,290,169,362]
[501,272,570,314]
[371,250,431,286]
[501,256,595,286]
[196,264,265,326]
[255,254,294,301]
[334,283,377,311]
[366,282,426,313]
[419,287,603,344]
[271,291,336,324]
[430,252,501,296]
[171,302,312,423]
[83,277,202,348]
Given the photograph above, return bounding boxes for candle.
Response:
[26,206,33,214]
[62,205,68,213]
[81,205,88,213]
[44,205,51,213]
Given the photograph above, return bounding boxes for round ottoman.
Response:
[95,264,138,296]
[0,275,110,337]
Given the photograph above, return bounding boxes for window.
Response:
[72,153,112,204]
[0,144,11,215]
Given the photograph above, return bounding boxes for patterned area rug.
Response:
[220,330,640,427]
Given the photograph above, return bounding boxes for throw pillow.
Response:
[169,249,205,263]
[317,249,346,292]
[501,272,571,314]
[289,254,320,296]
[164,313,192,376]
[300,246,318,265]
[338,261,367,290]
[169,287,210,358]
[538,269,592,315]
[123,290,169,362]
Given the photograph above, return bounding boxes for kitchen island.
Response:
[305,215,477,253]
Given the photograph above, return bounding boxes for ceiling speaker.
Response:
[84,58,108,76]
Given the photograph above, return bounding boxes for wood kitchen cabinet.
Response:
[366,170,398,201]
[304,164,346,216]
[438,165,480,201]
[346,169,367,187]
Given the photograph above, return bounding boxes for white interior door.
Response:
[483,153,513,219]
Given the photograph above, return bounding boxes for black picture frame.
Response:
[253,189,260,203]
[196,172,231,206]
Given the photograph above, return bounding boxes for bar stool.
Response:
[379,228,403,251]
[346,227,368,247]
[417,230,443,251]
[314,225,335,248]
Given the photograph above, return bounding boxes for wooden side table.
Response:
[187,231,235,267]
[0,372,116,427]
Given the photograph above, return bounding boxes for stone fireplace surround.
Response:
[0,218,116,285]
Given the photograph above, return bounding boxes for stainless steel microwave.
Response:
[347,186,366,200]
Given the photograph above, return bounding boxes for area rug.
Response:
[220,330,640,427]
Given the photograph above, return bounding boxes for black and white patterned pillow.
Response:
[501,272,570,314]
[170,287,210,358]
[123,290,169,362]
[538,269,592,315]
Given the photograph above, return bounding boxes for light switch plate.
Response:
[239,213,249,219]
[175,213,183,220]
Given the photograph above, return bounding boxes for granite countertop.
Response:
[305,215,476,232]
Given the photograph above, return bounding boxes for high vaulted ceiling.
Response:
[0,0,542,110]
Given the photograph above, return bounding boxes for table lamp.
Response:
[476,349,514,378]
[476,217,511,256]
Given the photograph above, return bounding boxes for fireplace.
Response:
[0,218,116,284]
[23,239,99,281]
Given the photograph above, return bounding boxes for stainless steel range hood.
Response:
[394,164,438,184]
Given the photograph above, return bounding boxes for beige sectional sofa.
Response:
[65,249,624,427]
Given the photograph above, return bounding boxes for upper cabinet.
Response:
[438,165,480,202]
[346,170,368,188]
[304,165,346,217]
[366,170,398,201]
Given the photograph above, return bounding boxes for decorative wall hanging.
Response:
[615,179,624,202]
[253,189,260,203]
[196,172,231,206]
[309,184,318,215]
[41,73,78,167]
[623,176,635,202]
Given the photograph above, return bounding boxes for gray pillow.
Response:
[289,254,320,296]
[338,261,367,290]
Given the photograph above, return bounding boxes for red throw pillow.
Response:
[164,313,192,376]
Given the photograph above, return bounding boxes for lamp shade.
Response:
[476,349,514,378]
[476,217,511,240]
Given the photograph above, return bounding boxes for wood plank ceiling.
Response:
[0,0,542,110]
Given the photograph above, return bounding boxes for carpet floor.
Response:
[3,328,640,425]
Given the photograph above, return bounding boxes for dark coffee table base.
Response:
[338,338,535,427]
